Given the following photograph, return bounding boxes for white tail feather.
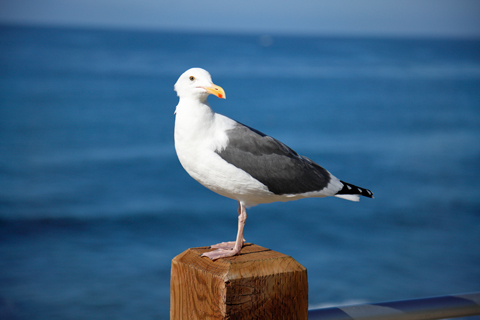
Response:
[335,194,360,202]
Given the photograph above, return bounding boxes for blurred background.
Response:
[1,1,480,319]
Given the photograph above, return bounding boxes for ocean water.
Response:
[1,25,480,319]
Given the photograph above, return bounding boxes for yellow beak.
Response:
[204,84,226,99]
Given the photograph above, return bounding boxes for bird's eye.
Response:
[189,76,195,81]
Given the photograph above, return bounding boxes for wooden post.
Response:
[171,243,308,320]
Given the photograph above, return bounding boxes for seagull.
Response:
[174,68,373,260]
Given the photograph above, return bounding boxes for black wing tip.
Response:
[338,180,374,199]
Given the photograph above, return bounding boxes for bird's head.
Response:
[174,68,226,102]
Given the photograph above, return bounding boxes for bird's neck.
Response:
[174,99,216,140]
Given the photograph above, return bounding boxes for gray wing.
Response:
[215,122,332,195]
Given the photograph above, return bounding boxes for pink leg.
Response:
[201,201,247,260]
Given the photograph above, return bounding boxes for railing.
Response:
[308,292,480,320]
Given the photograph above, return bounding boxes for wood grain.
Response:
[171,243,308,320]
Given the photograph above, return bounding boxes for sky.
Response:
[1,0,480,38]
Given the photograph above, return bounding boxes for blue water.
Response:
[1,25,480,319]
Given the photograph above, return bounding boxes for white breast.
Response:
[174,100,273,207]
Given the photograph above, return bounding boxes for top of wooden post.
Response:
[174,243,306,279]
